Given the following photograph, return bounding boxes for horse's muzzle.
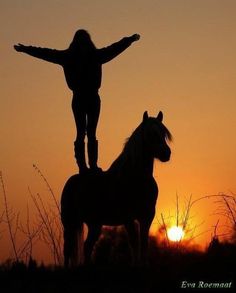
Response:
[158,146,171,162]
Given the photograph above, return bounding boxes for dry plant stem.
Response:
[190,194,233,208]
[32,164,63,264]
[36,193,61,263]
[176,193,179,227]
[213,219,220,238]
[18,223,43,261]
[0,171,19,262]
[161,213,170,246]
[17,204,42,262]
[26,204,33,259]
[182,195,192,231]
[48,207,63,256]
[0,211,4,240]
[222,196,236,226]
[28,187,62,265]
[13,212,20,245]
[182,194,235,241]
[33,164,61,214]
[0,211,4,223]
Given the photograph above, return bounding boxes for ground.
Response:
[1,241,235,293]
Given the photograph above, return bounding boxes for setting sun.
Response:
[167,226,185,242]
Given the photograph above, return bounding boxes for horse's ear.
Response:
[143,111,149,122]
[156,111,163,122]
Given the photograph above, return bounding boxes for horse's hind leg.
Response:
[84,224,101,264]
[64,224,84,267]
[63,227,72,267]
[63,226,77,267]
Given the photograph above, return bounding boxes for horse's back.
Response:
[61,172,107,225]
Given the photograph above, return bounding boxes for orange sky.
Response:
[1,0,236,263]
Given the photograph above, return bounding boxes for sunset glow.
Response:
[167,226,185,242]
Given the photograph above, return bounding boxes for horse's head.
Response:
[142,111,172,162]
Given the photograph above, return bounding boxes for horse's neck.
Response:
[108,151,154,178]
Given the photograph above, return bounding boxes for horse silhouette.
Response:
[61,111,172,266]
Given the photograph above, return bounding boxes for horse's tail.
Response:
[61,174,84,267]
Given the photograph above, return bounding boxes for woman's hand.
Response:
[131,34,140,41]
[14,43,25,52]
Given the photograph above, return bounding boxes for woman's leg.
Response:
[72,93,88,173]
[87,93,101,170]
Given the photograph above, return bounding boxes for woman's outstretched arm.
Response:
[98,34,140,64]
[14,43,63,65]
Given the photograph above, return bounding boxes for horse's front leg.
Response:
[139,220,152,266]
[125,221,140,265]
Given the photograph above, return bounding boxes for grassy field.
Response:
[1,237,235,293]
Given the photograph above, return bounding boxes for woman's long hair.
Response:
[69,29,96,52]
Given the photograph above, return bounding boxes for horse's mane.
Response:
[108,118,172,175]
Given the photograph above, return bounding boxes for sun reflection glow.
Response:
[167,226,185,242]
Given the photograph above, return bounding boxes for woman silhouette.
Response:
[14,30,140,173]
